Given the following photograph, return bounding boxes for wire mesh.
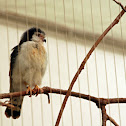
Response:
[0,0,126,126]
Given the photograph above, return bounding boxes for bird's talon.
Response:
[32,90,36,95]
[33,85,41,96]
[26,86,33,97]
[35,93,38,97]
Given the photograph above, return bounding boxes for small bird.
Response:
[5,27,47,119]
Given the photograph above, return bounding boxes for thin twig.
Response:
[55,3,126,126]
[107,115,119,126]
[0,101,15,108]
[113,0,126,12]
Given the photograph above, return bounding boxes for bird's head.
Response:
[19,27,46,45]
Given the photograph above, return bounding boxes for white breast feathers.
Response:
[12,41,47,91]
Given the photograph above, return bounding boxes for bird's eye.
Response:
[36,33,41,36]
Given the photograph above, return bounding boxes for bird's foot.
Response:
[33,85,43,96]
[26,86,33,97]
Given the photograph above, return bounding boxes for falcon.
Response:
[5,27,47,119]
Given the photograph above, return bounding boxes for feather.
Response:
[5,96,24,119]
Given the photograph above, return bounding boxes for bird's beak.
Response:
[39,34,46,43]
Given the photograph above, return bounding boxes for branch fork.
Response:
[1,86,126,125]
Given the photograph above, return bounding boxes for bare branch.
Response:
[101,106,107,126]
[107,115,119,126]
[101,105,119,126]
[0,91,28,99]
[1,86,126,106]
[55,3,126,126]
[0,86,123,125]
[113,0,126,12]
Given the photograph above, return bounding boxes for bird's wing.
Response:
[9,45,20,92]
[5,45,24,119]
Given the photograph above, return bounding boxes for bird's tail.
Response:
[5,96,24,119]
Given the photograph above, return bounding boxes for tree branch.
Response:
[1,86,126,106]
[113,0,126,12]
[1,86,125,125]
[107,115,119,126]
[55,2,126,126]
[101,106,107,126]
[101,106,119,126]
